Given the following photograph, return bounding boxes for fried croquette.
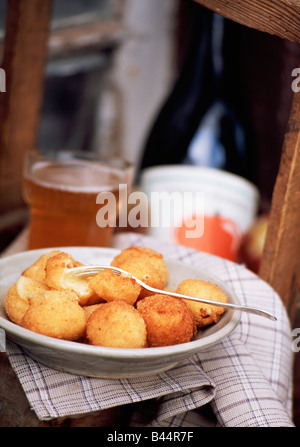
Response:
[6,247,230,348]
[176,279,228,328]
[79,303,105,343]
[111,246,169,286]
[136,294,196,347]
[88,269,141,305]
[22,290,87,340]
[86,300,147,348]
[44,252,98,306]
[111,257,165,299]
[5,276,50,325]
[22,250,61,284]
[83,303,104,320]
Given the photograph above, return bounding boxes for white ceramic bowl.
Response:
[0,247,241,378]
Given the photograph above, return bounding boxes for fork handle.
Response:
[142,286,277,321]
[68,265,276,321]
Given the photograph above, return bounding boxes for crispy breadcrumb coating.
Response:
[86,300,147,348]
[111,256,165,299]
[137,294,196,347]
[5,276,50,326]
[176,279,228,328]
[82,303,104,320]
[5,248,229,348]
[22,250,61,284]
[22,290,87,340]
[44,252,98,306]
[89,269,141,305]
[111,246,169,286]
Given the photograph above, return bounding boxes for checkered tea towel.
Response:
[3,232,295,427]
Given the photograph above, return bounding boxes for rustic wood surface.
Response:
[0,0,52,214]
[193,0,300,43]
[0,351,123,427]
[0,352,41,426]
[259,88,300,320]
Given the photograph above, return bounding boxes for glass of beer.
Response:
[23,150,133,249]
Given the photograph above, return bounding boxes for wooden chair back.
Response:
[194,0,300,320]
[0,0,299,319]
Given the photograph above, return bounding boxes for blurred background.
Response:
[1,0,300,255]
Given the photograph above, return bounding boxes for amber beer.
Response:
[23,151,132,249]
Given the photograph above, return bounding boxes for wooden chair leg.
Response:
[259,87,300,321]
[0,0,53,214]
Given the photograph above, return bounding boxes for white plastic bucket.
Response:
[140,165,259,261]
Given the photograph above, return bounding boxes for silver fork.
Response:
[66,265,277,321]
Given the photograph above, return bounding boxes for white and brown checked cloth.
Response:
[1,231,295,427]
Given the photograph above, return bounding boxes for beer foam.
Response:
[29,160,124,193]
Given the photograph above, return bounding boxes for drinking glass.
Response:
[23,150,133,249]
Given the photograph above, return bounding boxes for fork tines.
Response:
[68,266,122,278]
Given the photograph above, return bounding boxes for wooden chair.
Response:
[0,0,299,427]
[0,0,122,428]
[1,0,299,321]
[0,0,52,214]
[193,0,300,322]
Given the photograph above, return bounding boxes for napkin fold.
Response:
[129,334,295,427]
[3,232,295,427]
[6,340,216,422]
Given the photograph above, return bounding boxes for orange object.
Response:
[238,214,268,273]
[175,214,241,261]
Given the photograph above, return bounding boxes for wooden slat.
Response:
[193,0,300,320]
[259,88,300,319]
[0,21,125,61]
[0,0,53,213]
[193,0,300,43]
[48,20,124,57]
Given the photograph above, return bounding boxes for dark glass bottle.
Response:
[140,7,216,169]
[139,5,257,184]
